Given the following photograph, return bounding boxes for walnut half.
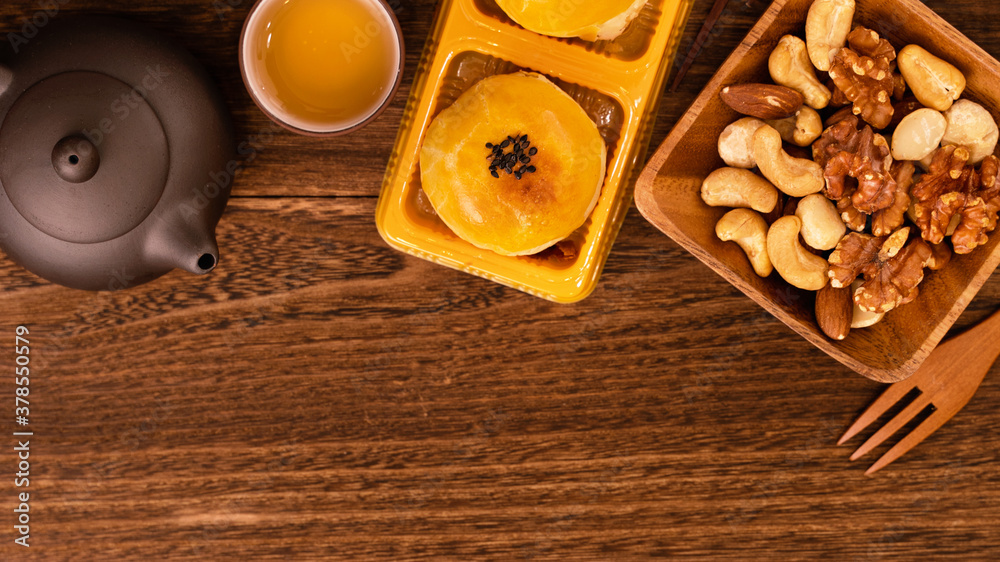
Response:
[828,27,897,129]
[911,145,1000,254]
[828,227,934,313]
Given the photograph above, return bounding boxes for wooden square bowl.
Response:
[635,0,1000,382]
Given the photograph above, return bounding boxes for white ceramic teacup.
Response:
[239,0,405,136]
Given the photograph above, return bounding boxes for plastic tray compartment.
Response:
[377,0,693,303]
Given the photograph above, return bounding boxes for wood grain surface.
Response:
[1,0,999,559]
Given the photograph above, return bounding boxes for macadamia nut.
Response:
[942,99,999,165]
[718,117,767,168]
[891,108,947,162]
[795,193,847,250]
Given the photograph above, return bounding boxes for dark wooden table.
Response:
[2,0,999,559]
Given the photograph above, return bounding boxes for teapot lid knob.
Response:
[52,136,100,184]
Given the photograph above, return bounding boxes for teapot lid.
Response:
[0,70,170,243]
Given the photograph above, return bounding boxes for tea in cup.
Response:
[240,0,404,136]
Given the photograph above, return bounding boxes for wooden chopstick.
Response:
[669,0,733,91]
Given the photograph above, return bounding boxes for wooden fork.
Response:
[839,307,1000,475]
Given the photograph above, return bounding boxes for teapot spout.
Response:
[144,211,220,276]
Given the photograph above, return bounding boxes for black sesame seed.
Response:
[486,134,545,177]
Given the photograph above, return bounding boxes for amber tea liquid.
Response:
[243,0,401,133]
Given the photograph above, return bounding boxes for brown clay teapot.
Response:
[0,16,235,290]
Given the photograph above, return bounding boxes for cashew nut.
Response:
[795,193,847,250]
[942,99,999,165]
[850,281,885,329]
[766,106,823,147]
[752,125,825,197]
[891,108,947,162]
[805,0,855,72]
[897,44,966,111]
[766,215,830,291]
[700,167,779,213]
[716,209,773,277]
[718,117,767,168]
[769,35,831,110]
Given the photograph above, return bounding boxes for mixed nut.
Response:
[702,0,1000,341]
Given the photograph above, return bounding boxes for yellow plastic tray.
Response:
[376,0,693,303]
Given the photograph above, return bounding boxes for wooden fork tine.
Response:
[848,392,931,460]
[864,407,954,475]
[837,375,921,445]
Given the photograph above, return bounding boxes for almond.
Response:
[720,83,803,120]
[815,284,853,340]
